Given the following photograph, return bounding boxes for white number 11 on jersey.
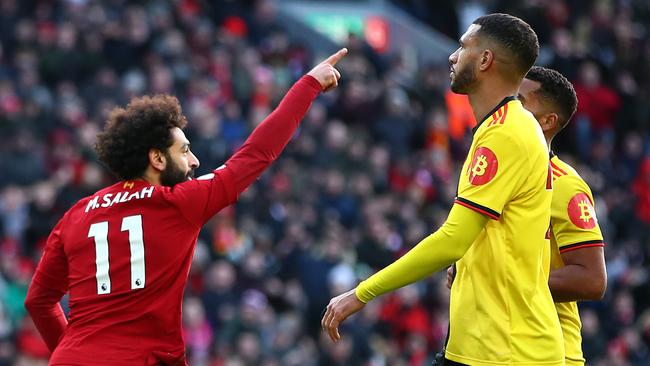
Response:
[88,215,146,295]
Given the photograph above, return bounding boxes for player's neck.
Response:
[468,79,519,123]
[139,167,162,186]
[545,135,554,150]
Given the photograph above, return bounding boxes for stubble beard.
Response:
[450,64,477,95]
[160,158,194,188]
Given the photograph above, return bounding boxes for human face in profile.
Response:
[518,78,561,137]
[517,78,544,118]
[160,127,200,187]
[449,24,482,94]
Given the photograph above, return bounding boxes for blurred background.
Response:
[0,0,649,365]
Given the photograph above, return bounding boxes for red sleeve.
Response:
[222,75,321,193]
[24,281,68,352]
[163,75,321,226]
[31,217,69,293]
[25,217,70,351]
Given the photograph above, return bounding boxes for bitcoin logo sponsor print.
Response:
[568,193,597,229]
[468,147,498,185]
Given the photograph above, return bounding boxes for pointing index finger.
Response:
[324,48,348,66]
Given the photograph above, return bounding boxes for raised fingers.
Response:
[324,48,348,66]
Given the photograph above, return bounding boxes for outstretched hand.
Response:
[321,288,365,342]
[307,48,348,92]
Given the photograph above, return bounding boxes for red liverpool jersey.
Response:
[36,175,234,365]
[27,75,321,365]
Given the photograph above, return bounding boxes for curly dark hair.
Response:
[95,95,188,180]
[473,13,539,77]
[525,66,578,128]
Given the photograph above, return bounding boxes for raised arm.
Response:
[223,48,347,196]
[165,49,348,225]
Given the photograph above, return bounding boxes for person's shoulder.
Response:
[550,156,593,196]
[67,183,117,211]
[68,181,158,215]
[477,101,544,150]
[478,100,537,136]
[54,185,115,231]
[551,156,584,182]
[505,100,540,133]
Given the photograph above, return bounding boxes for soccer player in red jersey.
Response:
[24,48,347,366]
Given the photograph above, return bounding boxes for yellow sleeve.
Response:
[456,127,531,220]
[551,175,604,252]
[355,204,487,303]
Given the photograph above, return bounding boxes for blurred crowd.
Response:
[0,0,649,365]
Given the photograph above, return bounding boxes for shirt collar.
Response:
[472,96,517,135]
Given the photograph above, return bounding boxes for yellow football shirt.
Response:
[549,154,604,366]
[446,97,564,365]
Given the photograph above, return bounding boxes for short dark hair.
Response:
[473,13,539,76]
[95,95,188,180]
[525,66,577,128]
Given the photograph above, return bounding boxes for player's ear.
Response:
[149,148,166,172]
[539,113,559,132]
[478,49,493,71]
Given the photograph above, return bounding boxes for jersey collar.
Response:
[472,96,517,135]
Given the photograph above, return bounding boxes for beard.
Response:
[160,157,194,187]
[450,64,477,94]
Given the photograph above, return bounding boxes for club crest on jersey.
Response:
[568,193,597,229]
[468,146,498,185]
